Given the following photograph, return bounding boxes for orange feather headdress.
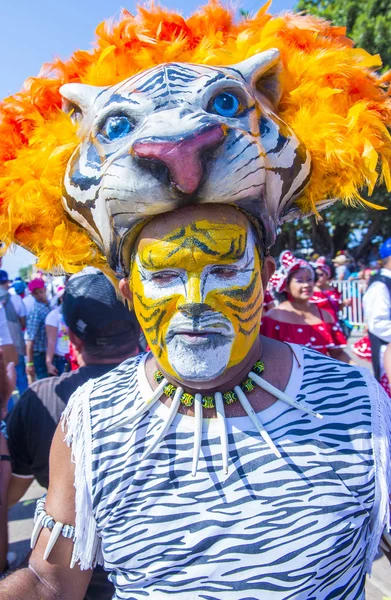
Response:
[0,0,390,274]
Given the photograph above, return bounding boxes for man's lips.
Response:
[174,330,226,338]
[172,331,227,345]
[168,329,232,344]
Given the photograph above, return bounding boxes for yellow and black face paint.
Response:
[131,219,263,382]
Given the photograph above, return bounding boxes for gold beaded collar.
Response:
[153,360,266,409]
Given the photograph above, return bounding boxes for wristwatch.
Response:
[0,419,8,439]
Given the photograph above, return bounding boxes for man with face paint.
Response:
[1,3,391,599]
[3,203,391,600]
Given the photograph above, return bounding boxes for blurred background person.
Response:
[0,349,16,574]
[310,257,348,320]
[382,342,391,397]
[45,286,70,376]
[363,237,391,388]
[333,253,351,281]
[262,288,275,315]
[0,270,27,395]
[262,251,351,363]
[25,279,50,382]
[9,278,27,300]
[2,270,141,597]
[310,256,352,338]
[0,305,17,368]
[22,287,36,318]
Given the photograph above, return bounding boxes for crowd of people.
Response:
[0,271,71,401]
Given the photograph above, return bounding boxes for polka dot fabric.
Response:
[261,316,347,354]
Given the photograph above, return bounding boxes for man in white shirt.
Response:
[363,238,391,381]
[0,271,27,394]
[23,292,36,317]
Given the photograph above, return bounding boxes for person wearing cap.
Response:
[25,279,50,381]
[1,271,140,596]
[332,254,351,281]
[10,278,27,299]
[0,270,27,394]
[45,287,70,377]
[363,238,391,391]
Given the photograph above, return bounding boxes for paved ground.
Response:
[5,335,391,597]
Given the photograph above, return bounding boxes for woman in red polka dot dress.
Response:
[261,251,352,362]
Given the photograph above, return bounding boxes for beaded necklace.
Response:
[107,353,322,475]
[153,360,265,409]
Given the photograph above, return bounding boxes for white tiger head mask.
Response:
[60,49,311,275]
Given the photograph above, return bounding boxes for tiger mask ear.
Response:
[231,49,282,107]
[60,83,107,125]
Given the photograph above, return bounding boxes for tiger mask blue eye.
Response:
[101,115,134,141]
[210,92,241,118]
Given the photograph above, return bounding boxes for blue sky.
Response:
[1,0,295,277]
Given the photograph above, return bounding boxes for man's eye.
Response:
[210,266,238,278]
[151,272,178,283]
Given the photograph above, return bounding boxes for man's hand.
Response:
[46,362,58,377]
[0,349,16,413]
[26,363,36,382]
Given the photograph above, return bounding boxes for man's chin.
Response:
[166,336,232,383]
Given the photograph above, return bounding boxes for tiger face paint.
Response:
[131,218,263,383]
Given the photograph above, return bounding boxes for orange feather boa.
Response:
[0,0,390,273]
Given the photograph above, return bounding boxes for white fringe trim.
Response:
[61,379,103,570]
[359,368,391,574]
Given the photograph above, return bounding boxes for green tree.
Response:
[18,265,33,281]
[286,0,391,259]
[295,0,391,70]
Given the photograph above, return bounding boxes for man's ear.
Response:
[68,330,83,352]
[119,278,133,305]
[261,255,276,291]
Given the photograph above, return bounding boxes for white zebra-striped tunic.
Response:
[63,345,391,600]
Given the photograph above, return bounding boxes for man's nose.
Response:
[178,303,211,318]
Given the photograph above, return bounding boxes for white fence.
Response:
[334,280,366,327]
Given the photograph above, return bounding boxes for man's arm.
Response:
[45,325,58,376]
[25,309,40,380]
[0,425,93,599]
[0,349,16,573]
[26,340,35,381]
[5,387,39,505]
[7,473,34,506]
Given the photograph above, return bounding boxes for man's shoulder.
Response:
[301,346,368,387]
[366,272,391,291]
[90,353,144,391]
[13,371,73,416]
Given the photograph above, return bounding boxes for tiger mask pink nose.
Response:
[132,125,225,195]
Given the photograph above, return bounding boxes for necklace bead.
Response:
[223,390,238,404]
[153,359,265,409]
[201,396,215,409]
[164,383,176,398]
[181,393,194,407]
[253,360,265,375]
[241,378,255,393]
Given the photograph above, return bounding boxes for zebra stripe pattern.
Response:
[63,346,391,599]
